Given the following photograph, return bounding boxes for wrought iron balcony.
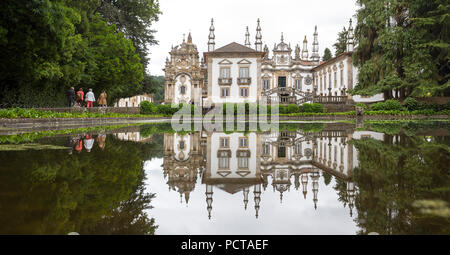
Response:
[218,77,232,85]
[237,77,251,85]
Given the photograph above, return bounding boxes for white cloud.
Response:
[147,0,358,76]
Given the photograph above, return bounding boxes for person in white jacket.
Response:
[85,88,95,108]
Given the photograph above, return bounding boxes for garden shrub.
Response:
[403,97,419,111]
[302,103,324,113]
[384,99,403,111]
[301,103,313,112]
[279,105,288,114]
[311,103,325,113]
[287,104,300,114]
[355,102,368,110]
[140,101,156,114]
[370,100,403,111]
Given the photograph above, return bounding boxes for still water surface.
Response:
[0,121,449,234]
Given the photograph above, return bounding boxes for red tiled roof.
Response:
[213,42,256,53]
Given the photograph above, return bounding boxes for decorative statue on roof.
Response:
[263,44,269,59]
[295,44,300,60]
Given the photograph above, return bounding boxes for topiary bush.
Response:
[355,102,368,110]
[287,104,300,113]
[302,103,324,113]
[385,99,403,110]
[370,100,403,111]
[301,103,313,112]
[279,105,288,114]
[140,101,156,114]
[403,97,419,111]
[311,103,325,113]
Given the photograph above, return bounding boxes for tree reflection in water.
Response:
[0,133,161,235]
[0,121,448,234]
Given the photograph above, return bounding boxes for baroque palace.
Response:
[163,18,384,107]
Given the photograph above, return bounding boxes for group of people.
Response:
[67,87,107,108]
[67,133,106,154]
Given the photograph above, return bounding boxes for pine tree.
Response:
[333,26,348,57]
[352,0,449,98]
[323,48,332,61]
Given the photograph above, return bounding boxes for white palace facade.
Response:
[164,18,384,107]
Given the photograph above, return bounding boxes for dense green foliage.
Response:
[144,75,164,103]
[322,48,333,61]
[352,135,450,234]
[287,104,300,114]
[0,0,160,107]
[368,99,450,112]
[0,108,163,119]
[0,135,158,234]
[333,26,348,56]
[352,0,449,98]
[355,102,368,110]
[370,99,403,111]
[301,103,325,113]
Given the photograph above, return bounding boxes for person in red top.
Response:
[76,88,84,107]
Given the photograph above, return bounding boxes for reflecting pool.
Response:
[0,121,449,234]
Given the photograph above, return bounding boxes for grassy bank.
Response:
[0,108,165,119]
[0,107,449,119]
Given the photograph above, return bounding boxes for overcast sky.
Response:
[147,0,359,76]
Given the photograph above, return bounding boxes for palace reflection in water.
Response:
[162,124,385,220]
[1,121,448,234]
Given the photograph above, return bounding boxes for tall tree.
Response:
[323,48,333,61]
[352,0,449,99]
[94,0,161,70]
[333,26,348,57]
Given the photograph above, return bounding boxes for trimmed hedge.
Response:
[287,104,300,113]
[301,103,325,113]
[370,99,403,111]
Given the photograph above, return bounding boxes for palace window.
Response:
[238,157,249,169]
[240,87,249,97]
[263,143,270,155]
[221,87,230,97]
[320,77,323,91]
[180,85,186,95]
[278,76,286,88]
[295,79,302,90]
[329,74,332,88]
[239,67,249,78]
[220,137,229,148]
[334,72,337,88]
[278,146,286,158]
[219,157,230,169]
[263,79,270,90]
[294,143,302,155]
[220,67,231,78]
[239,137,248,147]
[340,69,344,87]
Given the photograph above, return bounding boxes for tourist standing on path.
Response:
[67,87,75,107]
[97,91,107,107]
[85,89,95,108]
[76,88,84,107]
